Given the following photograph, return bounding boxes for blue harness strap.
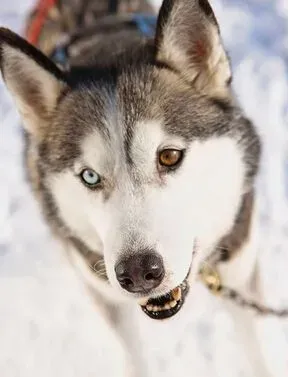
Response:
[51,13,157,66]
[132,14,157,38]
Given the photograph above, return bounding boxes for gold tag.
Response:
[199,264,221,295]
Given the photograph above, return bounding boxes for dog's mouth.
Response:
[139,279,189,320]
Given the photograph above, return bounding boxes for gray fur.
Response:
[0,0,261,277]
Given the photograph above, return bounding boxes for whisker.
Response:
[201,260,214,270]
[215,245,228,251]
[92,260,105,270]
[96,271,108,277]
[93,266,107,273]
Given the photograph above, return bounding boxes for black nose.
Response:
[115,252,165,293]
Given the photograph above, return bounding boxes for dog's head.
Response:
[0,0,260,319]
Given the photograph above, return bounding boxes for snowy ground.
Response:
[0,1,288,376]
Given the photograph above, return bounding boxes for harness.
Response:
[26,0,156,68]
[50,13,156,67]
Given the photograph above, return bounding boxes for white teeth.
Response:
[170,300,177,308]
[172,287,182,301]
[139,298,149,306]
[145,304,161,313]
[146,304,153,312]
[145,300,178,313]
[144,285,184,314]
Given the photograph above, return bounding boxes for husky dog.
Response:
[0,0,270,375]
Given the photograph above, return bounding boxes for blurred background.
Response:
[0,1,287,376]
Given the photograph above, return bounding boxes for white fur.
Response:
[216,195,272,377]
[218,194,260,290]
[49,119,245,299]
[220,237,272,376]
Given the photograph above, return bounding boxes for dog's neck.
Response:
[215,190,254,262]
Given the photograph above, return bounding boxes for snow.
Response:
[0,1,287,376]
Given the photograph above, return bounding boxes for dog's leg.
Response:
[218,239,272,377]
[113,303,150,377]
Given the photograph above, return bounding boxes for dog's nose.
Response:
[115,253,164,293]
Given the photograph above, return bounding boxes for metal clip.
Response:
[199,264,222,295]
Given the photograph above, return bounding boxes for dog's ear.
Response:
[155,0,231,97]
[0,28,68,138]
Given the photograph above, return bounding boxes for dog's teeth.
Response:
[172,287,181,301]
[139,298,148,306]
[146,304,153,312]
[169,300,177,308]
[144,285,184,314]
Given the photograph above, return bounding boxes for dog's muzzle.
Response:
[115,252,192,320]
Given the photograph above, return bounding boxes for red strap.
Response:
[26,0,57,45]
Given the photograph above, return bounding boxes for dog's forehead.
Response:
[115,67,235,143]
[43,66,235,172]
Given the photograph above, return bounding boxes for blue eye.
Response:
[80,169,101,187]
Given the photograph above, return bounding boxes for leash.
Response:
[199,264,288,317]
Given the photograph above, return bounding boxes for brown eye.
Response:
[158,149,183,168]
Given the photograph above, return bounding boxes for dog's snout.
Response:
[115,252,164,293]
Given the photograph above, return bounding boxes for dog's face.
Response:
[0,0,260,319]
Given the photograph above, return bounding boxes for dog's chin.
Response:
[138,275,190,320]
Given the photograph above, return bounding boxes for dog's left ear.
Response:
[155,0,231,98]
[0,28,68,139]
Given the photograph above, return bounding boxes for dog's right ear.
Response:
[154,0,231,98]
[0,28,68,139]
